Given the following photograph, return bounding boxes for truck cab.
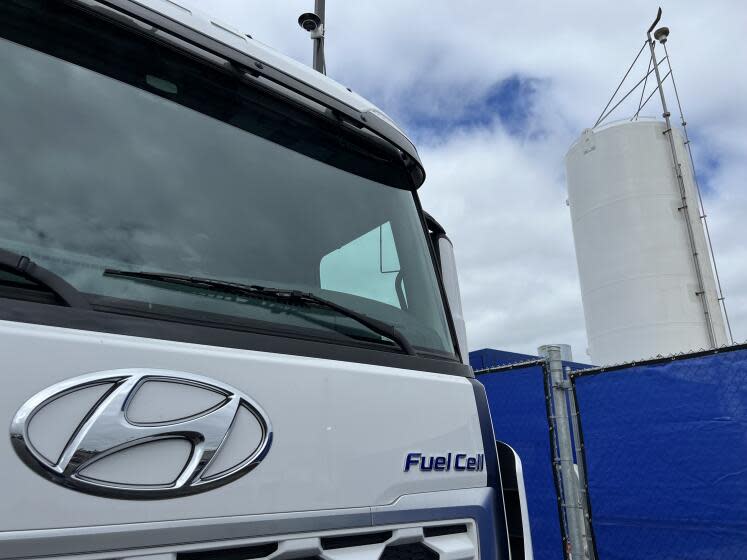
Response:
[0,1,530,558]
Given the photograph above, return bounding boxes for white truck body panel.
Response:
[1,320,485,532]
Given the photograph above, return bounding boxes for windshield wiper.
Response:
[0,248,91,309]
[103,269,416,355]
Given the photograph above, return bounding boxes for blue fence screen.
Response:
[478,366,564,560]
[574,348,747,559]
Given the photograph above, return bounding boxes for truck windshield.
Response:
[0,1,455,357]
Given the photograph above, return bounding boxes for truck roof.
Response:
[130,0,379,113]
[116,0,423,186]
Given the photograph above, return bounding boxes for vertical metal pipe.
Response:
[646,27,716,348]
[312,0,326,74]
[548,346,585,559]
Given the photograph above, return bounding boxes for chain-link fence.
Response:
[571,346,747,560]
[475,343,747,559]
[475,350,591,560]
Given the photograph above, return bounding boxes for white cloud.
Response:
[415,123,587,354]
[186,0,747,359]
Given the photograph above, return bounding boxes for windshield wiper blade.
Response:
[249,285,416,356]
[103,269,416,355]
[0,248,91,309]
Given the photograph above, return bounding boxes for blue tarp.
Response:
[574,348,747,559]
[470,347,593,372]
[478,365,564,560]
[470,348,538,370]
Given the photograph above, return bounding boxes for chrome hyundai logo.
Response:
[10,370,272,499]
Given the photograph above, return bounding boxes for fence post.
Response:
[546,346,586,559]
[566,367,595,560]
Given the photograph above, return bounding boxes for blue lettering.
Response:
[404,453,421,472]
[454,453,467,471]
[405,452,485,473]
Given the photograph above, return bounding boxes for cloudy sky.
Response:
[188,0,746,360]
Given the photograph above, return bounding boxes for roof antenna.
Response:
[298,0,326,74]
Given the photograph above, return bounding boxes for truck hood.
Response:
[0,320,485,531]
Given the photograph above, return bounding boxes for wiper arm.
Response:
[249,285,416,356]
[103,269,416,355]
[0,248,91,309]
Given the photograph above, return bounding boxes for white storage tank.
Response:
[566,119,727,365]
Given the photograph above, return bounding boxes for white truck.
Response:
[0,1,531,559]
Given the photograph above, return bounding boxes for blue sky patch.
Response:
[684,129,721,196]
[371,75,545,142]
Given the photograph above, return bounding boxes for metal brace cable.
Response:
[595,56,667,127]
[594,41,647,127]
[634,45,654,120]
[631,69,671,120]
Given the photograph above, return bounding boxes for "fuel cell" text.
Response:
[403,452,485,472]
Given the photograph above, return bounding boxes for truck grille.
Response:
[172,521,476,560]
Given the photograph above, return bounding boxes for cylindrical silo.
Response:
[566,119,727,365]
